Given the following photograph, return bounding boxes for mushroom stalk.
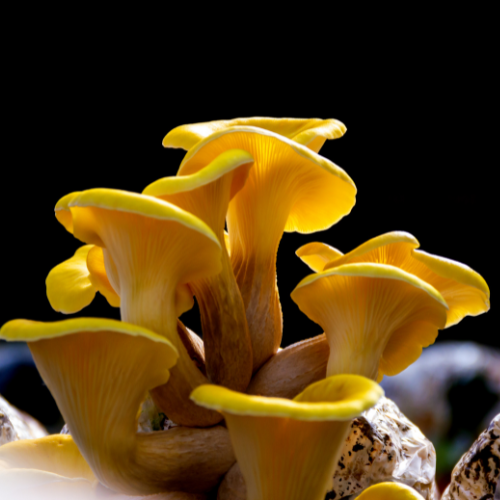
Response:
[143,150,254,391]
[247,334,329,398]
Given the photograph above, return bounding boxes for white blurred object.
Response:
[441,413,500,500]
[0,394,47,445]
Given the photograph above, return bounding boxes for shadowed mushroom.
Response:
[0,318,236,495]
[143,149,254,391]
[291,263,448,381]
[297,231,490,327]
[191,374,383,500]
[169,126,356,371]
[162,117,347,154]
[54,188,223,426]
[247,334,329,398]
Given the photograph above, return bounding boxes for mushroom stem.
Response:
[247,334,329,398]
[192,243,252,389]
[119,275,221,427]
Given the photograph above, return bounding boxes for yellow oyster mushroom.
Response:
[191,374,383,500]
[173,126,356,371]
[296,241,344,272]
[0,318,236,496]
[55,188,223,427]
[163,116,347,153]
[291,263,449,381]
[356,482,425,499]
[298,231,490,327]
[46,244,120,313]
[144,149,254,391]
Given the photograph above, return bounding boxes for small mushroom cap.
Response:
[318,231,490,328]
[191,374,383,421]
[163,117,346,153]
[356,482,425,499]
[177,126,356,234]
[292,263,448,380]
[46,244,120,314]
[143,149,254,202]
[296,242,344,272]
[0,434,96,482]
[46,245,97,314]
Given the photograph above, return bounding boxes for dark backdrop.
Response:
[1,52,497,428]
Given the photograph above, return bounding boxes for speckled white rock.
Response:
[0,394,47,445]
[327,397,437,500]
[217,397,437,500]
[441,413,500,500]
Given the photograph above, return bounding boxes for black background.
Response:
[1,31,498,428]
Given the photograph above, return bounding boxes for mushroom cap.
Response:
[356,482,425,499]
[318,231,490,327]
[191,374,383,421]
[0,317,178,351]
[163,117,346,153]
[292,263,448,379]
[143,149,254,202]
[0,434,96,482]
[177,126,356,234]
[46,245,97,314]
[55,188,220,248]
[46,244,120,314]
[296,241,344,272]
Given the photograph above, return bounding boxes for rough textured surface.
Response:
[217,397,436,500]
[0,394,47,445]
[327,397,437,500]
[441,413,500,500]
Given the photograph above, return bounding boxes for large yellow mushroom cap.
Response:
[292,263,448,381]
[191,374,382,421]
[178,126,356,235]
[312,231,490,328]
[356,482,425,499]
[163,117,347,153]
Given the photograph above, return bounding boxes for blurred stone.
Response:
[441,413,500,500]
[0,394,47,446]
[381,342,500,442]
[217,398,436,500]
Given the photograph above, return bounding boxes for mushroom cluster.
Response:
[0,117,491,500]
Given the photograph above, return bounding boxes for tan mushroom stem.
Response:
[55,189,223,427]
[0,319,235,496]
[291,263,449,381]
[247,334,329,398]
[177,127,356,371]
[143,150,254,391]
[191,375,383,500]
